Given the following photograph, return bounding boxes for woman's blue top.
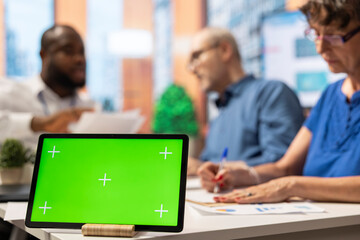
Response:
[303,79,360,177]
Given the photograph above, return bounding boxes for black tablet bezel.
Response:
[25,133,188,232]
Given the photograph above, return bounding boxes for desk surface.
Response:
[2,199,360,240]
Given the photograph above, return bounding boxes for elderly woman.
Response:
[198,0,360,203]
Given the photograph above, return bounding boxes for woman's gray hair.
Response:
[300,0,360,29]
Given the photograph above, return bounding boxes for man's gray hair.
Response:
[203,27,242,61]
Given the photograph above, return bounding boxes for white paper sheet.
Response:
[186,188,325,215]
[4,202,27,220]
[188,202,325,215]
[186,188,217,202]
[186,177,202,190]
[70,111,145,134]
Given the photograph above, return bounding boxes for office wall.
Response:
[173,0,207,152]
[207,0,287,77]
[54,0,87,38]
[86,0,123,112]
[173,0,206,104]
[0,0,4,76]
[122,0,153,133]
[286,0,308,11]
[3,0,53,78]
[120,0,207,143]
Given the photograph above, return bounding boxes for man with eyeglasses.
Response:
[187,27,304,186]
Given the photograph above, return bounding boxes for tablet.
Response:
[25,134,188,232]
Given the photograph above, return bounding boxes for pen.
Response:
[214,147,228,193]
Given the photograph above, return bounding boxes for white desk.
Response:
[2,199,360,240]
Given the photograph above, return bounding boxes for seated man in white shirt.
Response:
[0,25,95,150]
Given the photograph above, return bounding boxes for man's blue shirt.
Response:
[303,79,360,177]
[200,75,304,166]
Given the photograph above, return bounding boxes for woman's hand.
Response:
[214,176,296,203]
[197,161,260,192]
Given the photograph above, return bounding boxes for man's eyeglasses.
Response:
[305,25,360,46]
[187,43,219,70]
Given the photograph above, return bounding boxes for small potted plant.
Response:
[152,84,199,156]
[0,139,34,184]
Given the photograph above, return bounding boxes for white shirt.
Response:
[0,75,95,149]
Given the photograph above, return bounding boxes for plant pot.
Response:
[20,163,34,184]
[0,167,24,185]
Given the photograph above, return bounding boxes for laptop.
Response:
[25,133,188,232]
[0,184,30,202]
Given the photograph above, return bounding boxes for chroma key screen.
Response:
[27,135,186,230]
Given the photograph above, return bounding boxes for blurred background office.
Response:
[0,0,345,157]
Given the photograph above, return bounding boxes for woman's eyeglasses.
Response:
[305,25,360,46]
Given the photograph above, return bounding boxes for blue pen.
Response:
[214,147,228,193]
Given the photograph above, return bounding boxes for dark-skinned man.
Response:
[0,25,95,150]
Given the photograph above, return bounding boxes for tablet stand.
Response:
[81,224,137,237]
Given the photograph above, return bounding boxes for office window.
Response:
[295,38,318,58]
[4,0,53,79]
[207,0,286,77]
[86,0,123,111]
[153,0,173,99]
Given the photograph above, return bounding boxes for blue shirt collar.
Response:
[337,78,360,105]
[215,75,255,108]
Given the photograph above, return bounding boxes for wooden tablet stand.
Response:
[82,224,137,237]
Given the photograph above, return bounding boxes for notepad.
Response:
[70,112,145,134]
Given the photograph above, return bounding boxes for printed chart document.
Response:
[71,109,145,134]
[186,189,325,215]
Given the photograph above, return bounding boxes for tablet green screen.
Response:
[30,138,183,226]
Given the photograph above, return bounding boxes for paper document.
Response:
[188,202,325,215]
[186,189,325,215]
[71,110,145,134]
[4,202,27,220]
[186,188,218,203]
[186,177,202,190]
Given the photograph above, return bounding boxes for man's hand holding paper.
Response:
[31,107,94,133]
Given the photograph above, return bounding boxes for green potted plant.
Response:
[152,84,199,156]
[0,139,34,184]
